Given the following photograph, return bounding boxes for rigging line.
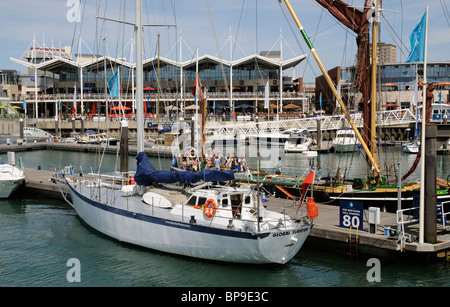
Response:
[380,14,410,60]
[441,0,450,29]
[400,0,403,62]
[277,2,319,79]
[205,0,230,97]
[232,0,246,58]
[255,0,258,56]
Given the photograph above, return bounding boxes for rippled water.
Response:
[1,192,449,287]
[1,146,450,287]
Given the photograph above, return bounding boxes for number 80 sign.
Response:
[339,201,364,229]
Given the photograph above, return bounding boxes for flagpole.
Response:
[195,47,199,151]
[419,6,428,244]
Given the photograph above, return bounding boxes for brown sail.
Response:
[315,0,372,147]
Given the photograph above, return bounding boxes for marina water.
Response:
[1,143,449,287]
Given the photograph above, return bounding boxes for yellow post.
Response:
[370,0,378,173]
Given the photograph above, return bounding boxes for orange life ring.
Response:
[203,198,217,218]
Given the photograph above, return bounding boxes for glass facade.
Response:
[341,62,450,90]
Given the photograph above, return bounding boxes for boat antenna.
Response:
[281,0,381,174]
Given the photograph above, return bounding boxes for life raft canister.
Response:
[306,197,318,219]
[203,198,217,218]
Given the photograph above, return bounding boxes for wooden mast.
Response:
[370,0,379,174]
[282,0,381,174]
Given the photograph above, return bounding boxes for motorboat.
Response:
[332,128,361,152]
[78,132,118,145]
[23,127,54,140]
[248,128,305,147]
[284,130,314,153]
[0,161,25,198]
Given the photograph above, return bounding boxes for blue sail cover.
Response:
[134,152,234,185]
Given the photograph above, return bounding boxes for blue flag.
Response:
[108,70,119,98]
[438,92,442,104]
[319,92,322,109]
[405,12,426,63]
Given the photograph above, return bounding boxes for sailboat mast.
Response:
[370,0,378,170]
[136,0,144,153]
[419,6,429,245]
[282,0,381,174]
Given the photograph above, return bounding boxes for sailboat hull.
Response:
[67,182,312,264]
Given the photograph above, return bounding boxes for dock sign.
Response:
[339,200,364,229]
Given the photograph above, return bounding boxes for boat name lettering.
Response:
[164,220,190,228]
[273,231,290,237]
[293,228,309,234]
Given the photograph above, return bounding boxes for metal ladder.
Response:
[348,226,359,258]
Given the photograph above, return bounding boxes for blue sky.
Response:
[1,0,449,82]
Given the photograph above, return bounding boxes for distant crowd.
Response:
[172,150,248,173]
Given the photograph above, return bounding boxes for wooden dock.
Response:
[16,166,450,261]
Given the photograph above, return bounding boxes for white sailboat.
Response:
[401,140,419,154]
[54,0,313,264]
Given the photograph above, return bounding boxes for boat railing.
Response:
[396,201,449,250]
[396,207,419,250]
[438,201,450,229]
[84,171,137,187]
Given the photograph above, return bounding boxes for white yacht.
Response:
[249,128,304,147]
[284,130,314,153]
[332,128,361,152]
[78,132,118,145]
[23,127,54,140]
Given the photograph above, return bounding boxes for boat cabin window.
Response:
[187,196,197,206]
[230,193,244,218]
[338,133,355,138]
[220,194,229,207]
[244,195,251,205]
[198,197,207,207]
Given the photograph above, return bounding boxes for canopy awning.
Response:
[110,106,131,111]
[235,104,255,109]
[381,103,399,108]
[382,83,398,87]
[283,103,301,109]
[185,104,199,110]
